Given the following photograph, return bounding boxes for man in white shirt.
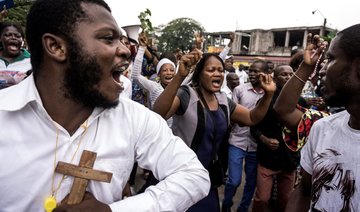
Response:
[235,64,249,85]
[221,72,239,99]
[219,32,235,90]
[0,0,210,211]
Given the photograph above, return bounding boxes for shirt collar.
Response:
[246,83,264,94]
[0,74,41,111]
[0,74,107,123]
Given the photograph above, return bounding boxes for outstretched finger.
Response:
[258,73,267,84]
[304,33,316,56]
[313,34,320,45]
[317,37,324,48]
[306,33,313,46]
[191,49,202,64]
[264,73,273,84]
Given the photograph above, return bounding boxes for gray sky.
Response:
[105,0,360,32]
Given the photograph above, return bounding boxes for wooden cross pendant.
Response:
[55,150,113,205]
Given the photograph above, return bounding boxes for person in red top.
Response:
[274,34,329,152]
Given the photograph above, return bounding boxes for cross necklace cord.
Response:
[44,118,90,212]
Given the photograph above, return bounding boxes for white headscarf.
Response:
[156,58,176,75]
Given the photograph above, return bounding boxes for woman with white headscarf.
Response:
[131,32,176,127]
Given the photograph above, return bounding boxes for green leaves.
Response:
[3,0,33,29]
[158,18,205,53]
[138,8,153,33]
[322,31,336,43]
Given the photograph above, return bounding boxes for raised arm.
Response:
[219,32,235,61]
[0,6,8,22]
[153,49,202,119]
[273,34,328,132]
[231,73,276,126]
[131,33,158,92]
[194,31,204,50]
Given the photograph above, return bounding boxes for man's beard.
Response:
[323,86,351,108]
[62,39,119,109]
[323,66,352,108]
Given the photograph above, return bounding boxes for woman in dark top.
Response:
[153,50,276,211]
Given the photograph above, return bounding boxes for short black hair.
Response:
[26,0,111,74]
[337,24,360,60]
[274,64,292,77]
[251,59,270,74]
[191,53,224,87]
[226,72,238,81]
[0,22,24,38]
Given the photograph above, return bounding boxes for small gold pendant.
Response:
[44,196,57,212]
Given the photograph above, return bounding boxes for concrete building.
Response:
[205,25,336,66]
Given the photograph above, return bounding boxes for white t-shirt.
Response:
[221,85,232,99]
[301,111,360,211]
[0,75,209,212]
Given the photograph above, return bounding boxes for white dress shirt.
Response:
[0,75,210,212]
[221,85,233,99]
[235,69,249,85]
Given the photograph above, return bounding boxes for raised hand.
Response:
[194,31,204,50]
[229,32,235,42]
[178,49,202,77]
[226,32,235,47]
[138,32,147,47]
[303,33,328,66]
[0,5,8,22]
[258,73,276,94]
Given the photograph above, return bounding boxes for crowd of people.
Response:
[0,0,359,211]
